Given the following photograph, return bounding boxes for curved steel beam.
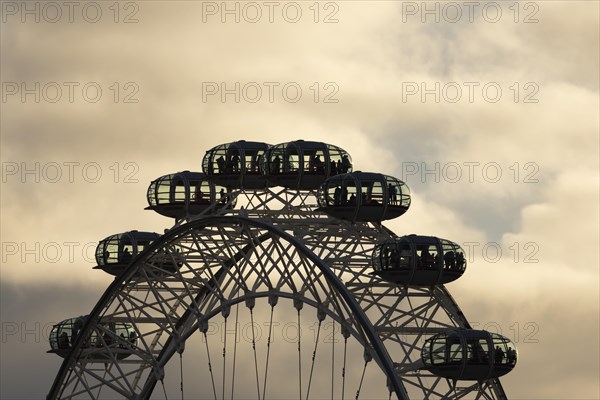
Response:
[48,216,408,400]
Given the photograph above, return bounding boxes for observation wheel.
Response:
[48,141,517,400]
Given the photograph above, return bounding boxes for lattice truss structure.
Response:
[48,187,508,400]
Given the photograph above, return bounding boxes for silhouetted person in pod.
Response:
[340,186,348,205]
[334,186,342,206]
[421,249,434,269]
[330,161,338,176]
[71,318,83,345]
[122,248,132,263]
[444,251,456,270]
[341,155,351,173]
[216,156,225,173]
[313,155,324,173]
[231,153,240,172]
[59,332,69,349]
[507,348,516,365]
[273,156,281,174]
[388,183,397,205]
[495,346,505,364]
[456,252,465,270]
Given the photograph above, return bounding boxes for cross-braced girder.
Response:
[48,188,508,400]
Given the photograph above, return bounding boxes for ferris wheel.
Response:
[47,140,517,400]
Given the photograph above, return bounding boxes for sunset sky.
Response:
[1,1,599,398]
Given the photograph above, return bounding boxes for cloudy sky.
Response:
[1,1,598,399]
